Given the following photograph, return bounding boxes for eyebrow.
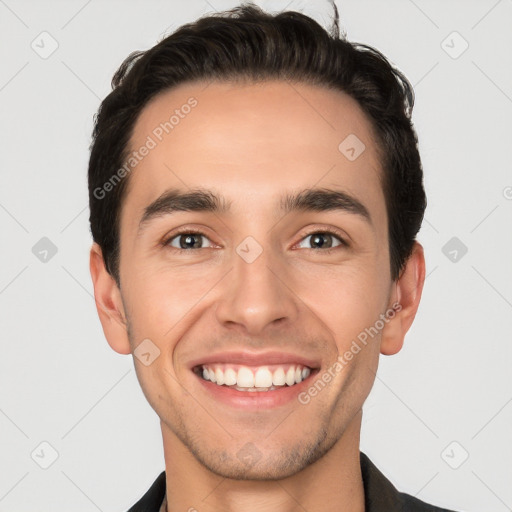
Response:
[137,186,372,236]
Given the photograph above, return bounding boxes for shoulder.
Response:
[360,452,459,512]
[125,471,166,512]
[397,490,458,511]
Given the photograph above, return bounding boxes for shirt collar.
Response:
[127,451,406,512]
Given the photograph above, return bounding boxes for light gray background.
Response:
[1,0,511,511]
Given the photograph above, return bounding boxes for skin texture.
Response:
[90,80,425,512]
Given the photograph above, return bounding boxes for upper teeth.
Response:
[200,364,311,388]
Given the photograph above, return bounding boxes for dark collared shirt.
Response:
[126,451,458,511]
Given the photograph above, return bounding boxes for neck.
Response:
[160,411,365,512]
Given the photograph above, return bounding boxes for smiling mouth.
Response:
[192,363,319,392]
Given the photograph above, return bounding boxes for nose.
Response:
[214,243,300,335]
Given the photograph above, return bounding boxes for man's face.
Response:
[114,80,396,479]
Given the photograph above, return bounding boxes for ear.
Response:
[380,241,426,356]
[89,242,131,355]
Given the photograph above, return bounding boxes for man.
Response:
[88,3,458,511]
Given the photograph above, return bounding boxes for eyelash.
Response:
[161,227,349,254]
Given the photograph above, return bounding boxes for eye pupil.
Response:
[311,233,332,249]
[180,234,201,249]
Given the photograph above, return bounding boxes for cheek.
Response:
[292,262,389,349]
[122,265,220,340]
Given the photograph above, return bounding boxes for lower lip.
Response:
[193,369,319,409]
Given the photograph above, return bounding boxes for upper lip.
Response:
[189,351,321,370]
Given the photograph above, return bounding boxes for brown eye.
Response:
[165,231,213,250]
[297,231,346,250]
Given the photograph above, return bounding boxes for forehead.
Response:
[122,79,386,234]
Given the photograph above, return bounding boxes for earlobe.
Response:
[380,241,426,356]
[89,243,132,355]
